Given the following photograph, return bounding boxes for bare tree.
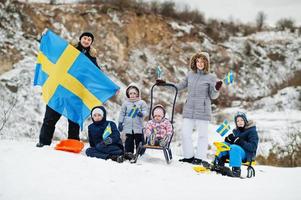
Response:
[0,95,18,134]
[276,18,295,31]
[256,11,266,31]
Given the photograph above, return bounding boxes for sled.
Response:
[55,139,84,153]
[134,80,178,164]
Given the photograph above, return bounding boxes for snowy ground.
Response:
[0,139,300,200]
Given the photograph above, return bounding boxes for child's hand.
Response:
[104,137,112,145]
[225,133,235,144]
[41,28,48,36]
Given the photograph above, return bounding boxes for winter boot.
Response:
[232,167,241,177]
[116,155,124,163]
[124,152,135,160]
[110,155,124,163]
[36,142,45,148]
[179,157,194,163]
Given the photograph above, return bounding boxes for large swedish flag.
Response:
[34,30,119,128]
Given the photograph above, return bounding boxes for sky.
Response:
[154,0,301,26]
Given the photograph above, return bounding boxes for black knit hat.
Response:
[234,111,248,127]
[79,32,94,43]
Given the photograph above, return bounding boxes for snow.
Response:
[168,21,194,34]
[0,139,300,200]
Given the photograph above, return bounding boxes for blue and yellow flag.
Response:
[224,71,234,85]
[103,123,112,140]
[127,106,140,118]
[34,30,119,128]
[216,120,231,137]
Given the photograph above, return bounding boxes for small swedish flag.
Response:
[128,106,140,118]
[224,71,234,85]
[103,123,112,140]
[216,120,231,137]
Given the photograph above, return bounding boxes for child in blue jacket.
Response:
[215,112,259,177]
[86,106,124,163]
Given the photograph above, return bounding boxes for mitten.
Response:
[215,80,223,91]
[159,135,170,147]
[225,133,236,144]
[104,137,112,145]
[118,122,123,132]
[137,111,143,117]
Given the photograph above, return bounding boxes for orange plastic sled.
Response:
[55,139,84,153]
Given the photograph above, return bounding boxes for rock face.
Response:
[0,1,300,149]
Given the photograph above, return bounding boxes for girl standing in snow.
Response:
[118,84,148,159]
[176,52,223,165]
[215,112,259,177]
[86,106,124,163]
[144,104,173,147]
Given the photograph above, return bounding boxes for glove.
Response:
[159,135,170,147]
[233,137,244,145]
[103,137,112,145]
[137,111,143,117]
[118,122,123,132]
[225,133,236,144]
[156,79,166,85]
[215,80,223,91]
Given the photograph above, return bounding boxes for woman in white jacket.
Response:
[176,52,222,165]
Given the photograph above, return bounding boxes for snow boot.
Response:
[232,167,241,178]
[124,152,135,160]
[36,142,45,148]
[179,157,194,163]
[110,155,124,163]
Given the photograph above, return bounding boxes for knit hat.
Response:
[234,111,248,127]
[152,104,166,118]
[92,107,104,117]
[79,32,94,43]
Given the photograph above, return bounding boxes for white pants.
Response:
[181,118,209,160]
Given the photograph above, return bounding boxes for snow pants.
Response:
[181,118,209,160]
[217,143,246,167]
[39,105,80,145]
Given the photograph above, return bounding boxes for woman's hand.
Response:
[215,80,223,91]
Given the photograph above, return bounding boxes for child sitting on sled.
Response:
[144,104,173,147]
[86,106,124,163]
[213,111,259,177]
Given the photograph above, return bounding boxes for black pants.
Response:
[39,105,80,145]
[124,132,144,153]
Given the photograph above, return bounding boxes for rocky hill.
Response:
[0,0,300,164]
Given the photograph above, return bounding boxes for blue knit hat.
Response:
[234,111,248,127]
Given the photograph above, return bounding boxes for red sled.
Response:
[55,139,84,153]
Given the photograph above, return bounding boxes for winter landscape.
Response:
[1,0,301,200]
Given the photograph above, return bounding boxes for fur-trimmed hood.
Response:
[125,83,141,99]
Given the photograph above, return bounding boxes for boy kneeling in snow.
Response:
[86,106,124,163]
[144,105,173,147]
[214,112,259,177]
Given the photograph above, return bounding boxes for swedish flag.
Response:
[34,30,119,128]
[216,120,231,137]
[103,123,112,140]
[224,71,234,85]
[127,106,140,118]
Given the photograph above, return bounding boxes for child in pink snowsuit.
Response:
[144,105,173,147]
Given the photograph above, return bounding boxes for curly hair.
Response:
[190,53,210,74]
